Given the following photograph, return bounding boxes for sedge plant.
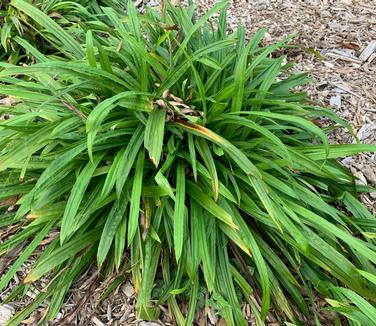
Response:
[0,0,125,62]
[1,0,376,325]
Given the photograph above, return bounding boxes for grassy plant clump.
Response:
[1,0,376,325]
[0,0,125,62]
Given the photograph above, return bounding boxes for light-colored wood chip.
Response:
[0,305,15,326]
[359,40,376,62]
[91,316,106,326]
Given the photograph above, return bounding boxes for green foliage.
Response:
[1,0,376,325]
[0,0,125,62]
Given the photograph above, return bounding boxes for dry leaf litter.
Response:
[1,0,375,325]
